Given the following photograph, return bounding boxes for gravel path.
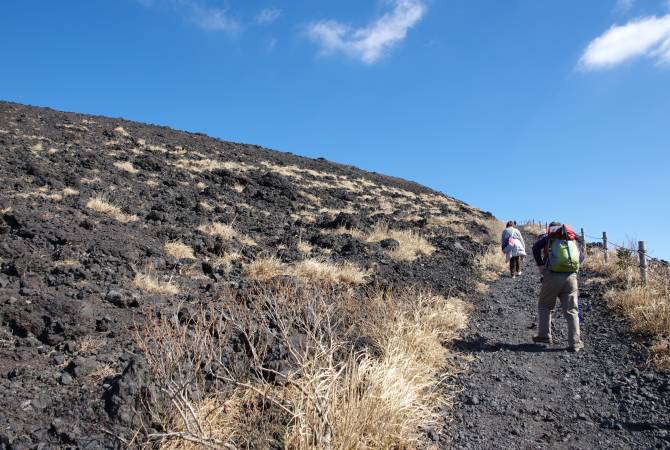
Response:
[445,242,670,449]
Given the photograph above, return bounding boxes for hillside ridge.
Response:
[0,101,498,448]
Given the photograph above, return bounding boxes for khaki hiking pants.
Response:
[538,271,582,347]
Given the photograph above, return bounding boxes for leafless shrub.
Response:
[134,281,471,449]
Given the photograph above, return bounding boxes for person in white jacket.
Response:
[501,221,526,278]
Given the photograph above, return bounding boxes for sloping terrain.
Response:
[0,101,498,448]
[446,237,670,449]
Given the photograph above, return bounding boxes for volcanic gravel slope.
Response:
[445,238,670,449]
[0,101,499,448]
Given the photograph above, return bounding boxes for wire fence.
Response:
[522,221,668,282]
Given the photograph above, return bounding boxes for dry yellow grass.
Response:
[133,272,179,295]
[164,242,195,260]
[477,246,507,281]
[174,158,253,174]
[198,222,237,240]
[244,256,285,281]
[113,161,139,174]
[81,176,101,185]
[16,187,79,201]
[586,251,670,368]
[78,336,106,354]
[86,196,138,223]
[291,259,368,284]
[297,238,313,254]
[113,126,130,137]
[521,222,545,237]
[213,252,242,271]
[137,282,470,449]
[62,187,79,196]
[87,364,117,383]
[366,223,435,261]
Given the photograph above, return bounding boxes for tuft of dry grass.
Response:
[477,246,507,281]
[291,259,368,284]
[88,364,118,383]
[213,252,242,271]
[198,222,237,240]
[244,256,285,281]
[113,161,139,174]
[133,271,179,295]
[366,223,435,261]
[86,196,138,223]
[114,126,130,137]
[165,242,195,260]
[78,336,106,354]
[521,222,545,237]
[297,238,313,254]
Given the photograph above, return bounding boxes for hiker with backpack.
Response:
[501,221,526,278]
[532,221,585,352]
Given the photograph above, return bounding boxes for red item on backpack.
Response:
[548,224,576,241]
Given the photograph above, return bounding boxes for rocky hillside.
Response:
[0,101,498,448]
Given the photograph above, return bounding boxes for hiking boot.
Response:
[517,271,523,276]
[567,342,584,353]
[532,336,553,344]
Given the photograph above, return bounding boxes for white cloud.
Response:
[306,0,427,64]
[579,14,670,69]
[256,7,281,25]
[190,4,240,33]
[138,0,240,34]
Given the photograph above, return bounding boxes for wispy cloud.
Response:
[579,14,670,69]
[615,0,634,13]
[305,0,427,64]
[256,7,281,25]
[138,0,240,34]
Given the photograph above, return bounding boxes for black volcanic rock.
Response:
[0,100,496,448]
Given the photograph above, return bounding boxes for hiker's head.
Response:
[506,220,514,227]
[549,221,561,227]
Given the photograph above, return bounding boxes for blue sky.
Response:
[1,0,669,258]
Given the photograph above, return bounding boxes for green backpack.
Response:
[546,226,580,273]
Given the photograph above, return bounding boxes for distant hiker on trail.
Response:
[501,220,526,278]
[532,221,585,352]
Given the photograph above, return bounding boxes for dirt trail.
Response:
[444,238,670,449]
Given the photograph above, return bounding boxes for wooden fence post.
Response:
[638,241,648,286]
[581,228,586,255]
[603,232,608,263]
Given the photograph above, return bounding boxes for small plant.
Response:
[86,196,138,223]
[616,247,635,270]
[133,271,179,295]
[113,161,139,174]
[198,222,237,240]
[164,242,195,260]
